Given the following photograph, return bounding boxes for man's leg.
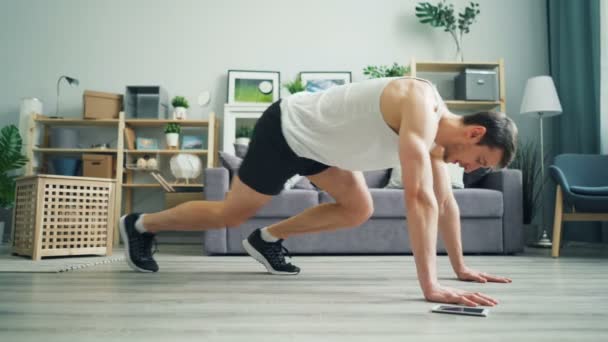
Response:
[267,166,374,238]
[142,176,272,232]
[120,176,272,272]
[242,167,373,274]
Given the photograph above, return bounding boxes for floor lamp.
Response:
[520,76,563,247]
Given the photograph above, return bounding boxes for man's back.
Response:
[281,77,442,171]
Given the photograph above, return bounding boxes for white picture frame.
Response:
[227,70,280,104]
[300,71,352,93]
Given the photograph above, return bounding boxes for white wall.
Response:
[0,0,549,212]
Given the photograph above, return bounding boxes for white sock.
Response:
[134,214,147,233]
[260,227,279,242]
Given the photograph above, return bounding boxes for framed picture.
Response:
[182,135,206,149]
[136,137,159,150]
[300,71,352,93]
[227,70,280,104]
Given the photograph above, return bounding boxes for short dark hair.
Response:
[463,111,518,168]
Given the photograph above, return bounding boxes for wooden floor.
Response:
[1,244,607,342]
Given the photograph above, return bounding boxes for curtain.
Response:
[547,0,604,243]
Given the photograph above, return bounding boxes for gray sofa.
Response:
[202,167,523,255]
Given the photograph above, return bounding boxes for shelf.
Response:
[33,148,118,153]
[125,119,210,127]
[34,116,119,126]
[414,61,499,73]
[443,100,502,111]
[122,183,204,188]
[125,149,208,154]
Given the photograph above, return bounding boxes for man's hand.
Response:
[424,285,499,307]
[456,266,512,283]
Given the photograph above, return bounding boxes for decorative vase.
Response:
[173,107,187,120]
[166,133,179,149]
[454,42,464,62]
[234,137,250,146]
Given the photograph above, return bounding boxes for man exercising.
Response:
[120,76,517,307]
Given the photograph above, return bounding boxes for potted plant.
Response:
[164,123,181,149]
[284,75,306,94]
[234,126,254,158]
[171,96,189,120]
[0,125,28,244]
[415,1,480,61]
[363,63,410,79]
[509,139,547,243]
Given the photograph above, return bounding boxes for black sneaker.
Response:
[119,214,159,273]
[242,228,300,275]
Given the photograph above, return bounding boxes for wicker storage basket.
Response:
[12,175,116,260]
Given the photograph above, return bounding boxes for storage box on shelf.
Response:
[125,86,169,119]
[83,154,115,178]
[408,58,505,112]
[83,90,123,119]
[11,175,116,260]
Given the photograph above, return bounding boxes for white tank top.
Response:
[280,77,443,171]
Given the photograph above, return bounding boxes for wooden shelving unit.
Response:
[33,147,119,153]
[25,112,220,245]
[122,183,204,188]
[409,58,506,113]
[125,149,208,155]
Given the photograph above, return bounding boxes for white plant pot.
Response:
[166,133,180,148]
[173,107,187,120]
[234,137,250,146]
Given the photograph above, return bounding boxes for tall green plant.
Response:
[415,1,480,61]
[0,125,28,208]
[509,140,546,224]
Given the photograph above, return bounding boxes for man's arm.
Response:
[432,158,513,284]
[430,158,465,274]
[399,83,498,306]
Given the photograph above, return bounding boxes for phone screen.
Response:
[438,306,485,314]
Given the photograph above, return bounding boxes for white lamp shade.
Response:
[520,76,563,117]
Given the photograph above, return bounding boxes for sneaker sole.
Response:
[242,239,299,275]
[119,215,155,273]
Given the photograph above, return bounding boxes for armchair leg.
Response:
[552,186,564,258]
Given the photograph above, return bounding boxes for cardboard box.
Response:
[84,90,123,119]
[82,154,115,178]
[164,192,204,209]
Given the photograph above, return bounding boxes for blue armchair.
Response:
[549,154,608,257]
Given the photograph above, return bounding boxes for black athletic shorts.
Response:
[238,100,330,195]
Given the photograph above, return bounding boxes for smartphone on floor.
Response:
[431,305,489,317]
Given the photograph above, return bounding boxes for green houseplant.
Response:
[284,75,306,94]
[0,125,28,243]
[171,96,189,120]
[234,125,254,158]
[415,1,480,61]
[363,63,410,79]
[509,139,546,227]
[164,123,181,149]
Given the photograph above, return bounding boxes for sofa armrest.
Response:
[203,167,230,254]
[478,169,523,253]
[204,167,230,200]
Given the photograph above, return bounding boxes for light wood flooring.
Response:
[1,244,607,342]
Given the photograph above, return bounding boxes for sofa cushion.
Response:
[319,188,503,218]
[255,189,319,217]
[363,169,390,188]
